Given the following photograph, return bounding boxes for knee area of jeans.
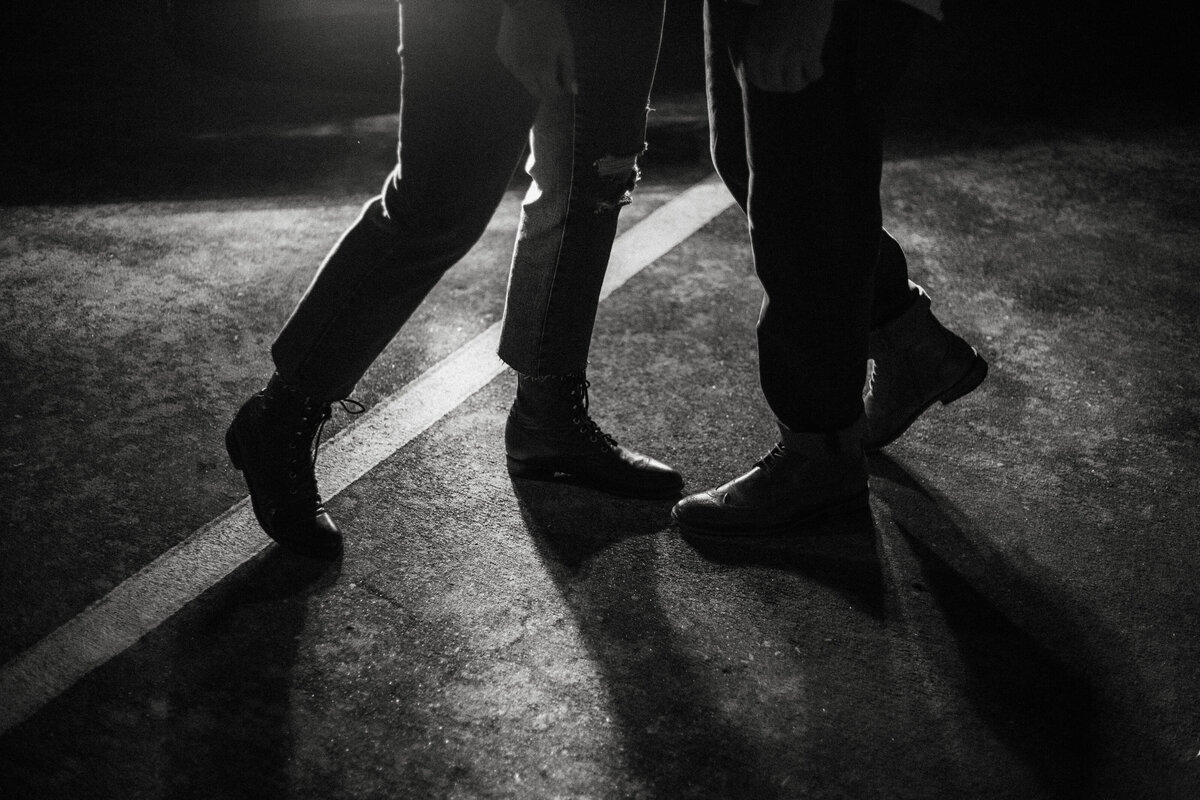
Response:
[380,173,493,240]
[585,148,644,214]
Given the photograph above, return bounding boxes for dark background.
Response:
[3,0,1196,204]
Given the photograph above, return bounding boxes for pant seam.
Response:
[531,92,579,377]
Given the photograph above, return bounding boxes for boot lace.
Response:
[753,443,789,472]
[568,378,619,450]
[284,399,366,506]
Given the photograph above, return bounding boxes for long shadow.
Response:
[868,453,1165,799]
[511,477,787,799]
[161,547,340,800]
[670,455,1150,797]
[900,525,1094,798]
[681,503,885,620]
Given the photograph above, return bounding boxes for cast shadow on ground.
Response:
[682,503,886,620]
[161,547,340,800]
[511,476,794,799]
[869,453,1100,798]
[673,457,1105,797]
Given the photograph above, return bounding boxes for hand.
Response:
[742,0,836,92]
[496,0,578,100]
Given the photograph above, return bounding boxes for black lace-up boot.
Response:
[225,374,343,559]
[505,372,683,498]
[671,416,868,538]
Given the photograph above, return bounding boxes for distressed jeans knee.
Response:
[592,150,643,213]
[497,95,653,376]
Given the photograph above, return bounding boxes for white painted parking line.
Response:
[0,174,735,734]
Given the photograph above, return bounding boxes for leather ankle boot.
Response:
[225,374,342,559]
[671,416,868,538]
[865,286,987,452]
[505,372,683,499]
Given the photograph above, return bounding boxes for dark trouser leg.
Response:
[229,1,536,555]
[271,0,538,403]
[709,22,919,336]
[706,0,923,433]
[872,228,922,328]
[673,0,926,536]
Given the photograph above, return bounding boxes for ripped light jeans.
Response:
[270,0,666,402]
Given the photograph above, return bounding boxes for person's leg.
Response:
[704,0,750,215]
[498,0,682,497]
[865,227,988,452]
[227,0,537,557]
[275,0,537,403]
[674,0,922,537]
[745,1,915,435]
[855,7,986,452]
[498,0,665,375]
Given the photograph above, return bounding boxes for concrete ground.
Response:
[2,4,1199,799]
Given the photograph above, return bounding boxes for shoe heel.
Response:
[506,456,554,480]
[939,355,988,406]
[225,426,244,471]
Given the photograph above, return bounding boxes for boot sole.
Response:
[671,490,871,540]
[507,456,684,500]
[865,354,988,453]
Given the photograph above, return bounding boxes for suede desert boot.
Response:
[225,374,342,559]
[505,372,683,498]
[865,286,987,452]
[671,416,868,538]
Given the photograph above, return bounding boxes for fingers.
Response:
[741,0,835,93]
[746,48,822,93]
[498,49,572,101]
[495,2,577,102]
[503,56,575,100]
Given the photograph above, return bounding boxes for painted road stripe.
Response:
[0,174,735,734]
